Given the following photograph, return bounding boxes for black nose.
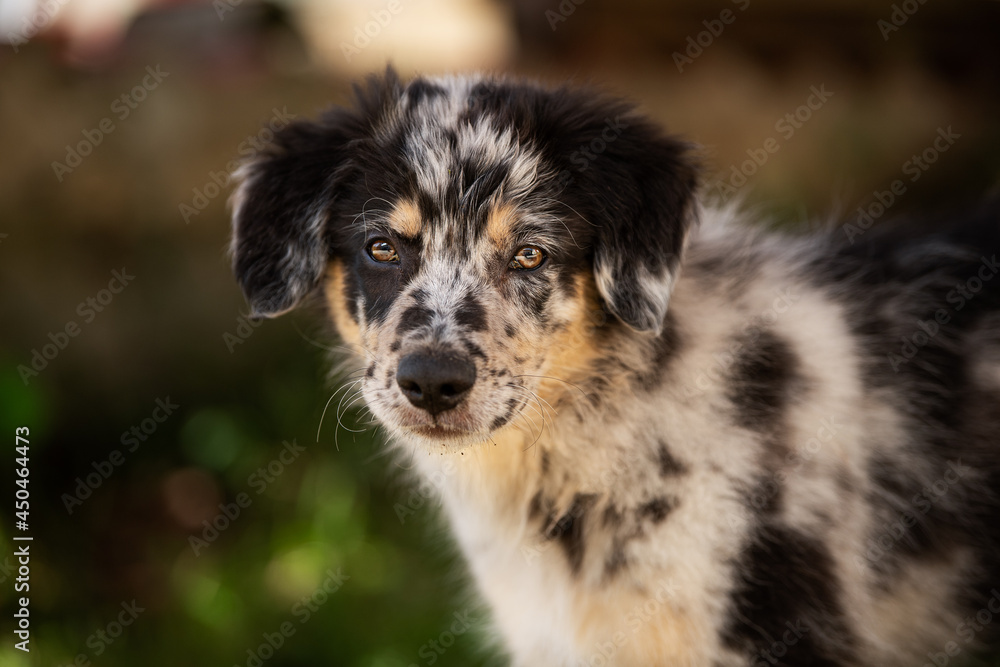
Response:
[396,352,476,416]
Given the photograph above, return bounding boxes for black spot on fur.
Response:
[657,440,687,477]
[600,503,646,581]
[410,288,428,305]
[604,543,627,579]
[721,525,855,666]
[455,296,487,331]
[638,496,675,524]
[462,339,487,360]
[390,340,401,352]
[726,329,798,433]
[511,278,553,320]
[744,474,784,517]
[490,397,520,431]
[602,503,623,528]
[458,162,510,215]
[631,312,681,390]
[415,189,440,223]
[365,363,375,378]
[395,305,433,336]
[863,454,962,585]
[405,78,446,105]
[504,322,517,338]
[528,491,547,520]
[545,493,598,575]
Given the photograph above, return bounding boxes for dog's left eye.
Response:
[509,246,546,270]
[368,240,399,263]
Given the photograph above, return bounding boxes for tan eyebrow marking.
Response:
[387,199,422,237]
[486,203,518,248]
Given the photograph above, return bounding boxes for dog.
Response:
[229,68,1000,666]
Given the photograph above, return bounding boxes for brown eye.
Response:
[369,240,399,263]
[509,246,545,270]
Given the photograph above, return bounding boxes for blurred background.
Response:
[2,0,1000,665]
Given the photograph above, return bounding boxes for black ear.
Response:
[545,94,699,334]
[591,127,698,334]
[230,121,346,318]
[230,69,402,318]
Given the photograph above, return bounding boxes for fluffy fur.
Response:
[230,68,1000,666]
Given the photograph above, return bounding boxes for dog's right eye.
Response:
[368,240,399,263]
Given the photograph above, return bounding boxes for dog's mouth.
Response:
[409,423,472,440]
[390,408,504,446]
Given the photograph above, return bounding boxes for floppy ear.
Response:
[230,69,402,318]
[588,123,698,334]
[230,120,347,318]
[547,97,699,334]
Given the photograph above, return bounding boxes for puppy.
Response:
[230,68,1000,666]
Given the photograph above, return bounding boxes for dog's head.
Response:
[231,69,698,448]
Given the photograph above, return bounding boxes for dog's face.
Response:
[231,70,697,448]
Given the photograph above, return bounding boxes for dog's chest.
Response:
[415,417,728,666]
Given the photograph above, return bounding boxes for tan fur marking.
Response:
[388,199,422,238]
[574,588,707,667]
[576,582,709,667]
[324,261,363,351]
[537,273,605,405]
[487,203,518,248]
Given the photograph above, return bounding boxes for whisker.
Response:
[533,196,597,229]
[507,386,549,451]
[336,393,370,434]
[317,379,364,449]
[333,380,366,449]
[513,373,591,402]
[292,321,376,361]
